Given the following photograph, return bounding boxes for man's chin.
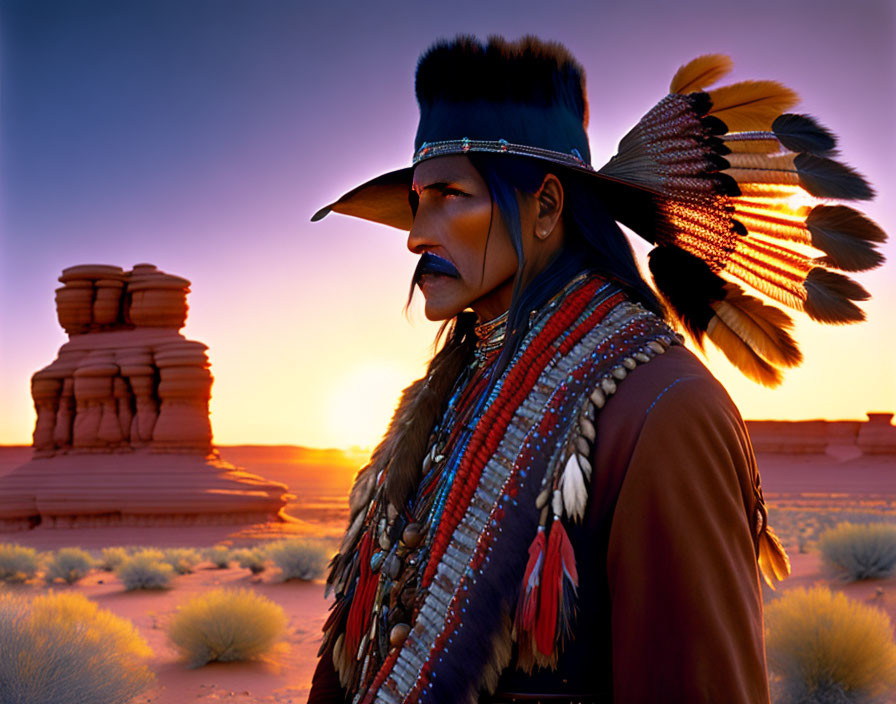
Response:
[422,299,462,322]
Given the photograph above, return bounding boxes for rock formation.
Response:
[746,413,896,455]
[0,264,290,531]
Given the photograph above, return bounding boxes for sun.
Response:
[326,362,413,450]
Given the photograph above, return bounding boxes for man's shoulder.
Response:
[589,342,751,485]
[600,343,739,432]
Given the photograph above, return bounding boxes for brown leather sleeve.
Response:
[603,352,770,703]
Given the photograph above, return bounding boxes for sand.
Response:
[1,444,894,700]
[30,565,329,703]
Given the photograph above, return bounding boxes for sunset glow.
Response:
[1,0,893,449]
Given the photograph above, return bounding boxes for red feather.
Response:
[345,531,376,658]
[554,519,579,643]
[515,526,546,633]
[535,519,563,655]
[554,520,578,587]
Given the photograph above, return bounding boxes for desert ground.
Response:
[1,444,894,702]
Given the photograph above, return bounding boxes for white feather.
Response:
[560,454,587,522]
[577,453,592,481]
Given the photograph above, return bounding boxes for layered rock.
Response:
[746,413,896,455]
[0,264,289,531]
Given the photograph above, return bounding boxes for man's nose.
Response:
[407,214,433,254]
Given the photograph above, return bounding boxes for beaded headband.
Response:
[412,138,590,170]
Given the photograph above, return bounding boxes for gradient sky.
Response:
[1,0,894,449]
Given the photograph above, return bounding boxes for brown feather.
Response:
[726,153,796,171]
[706,313,783,386]
[713,284,802,367]
[708,80,799,131]
[733,209,811,245]
[727,167,801,186]
[723,137,781,154]
[758,526,791,588]
[724,257,806,312]
[736,236,812,277]
[736,183,806,199]
[670,54,733,94]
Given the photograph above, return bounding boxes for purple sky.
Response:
[1,0,893,447]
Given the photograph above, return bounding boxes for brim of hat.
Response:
[311,168,415,230]
[311,162,659,236]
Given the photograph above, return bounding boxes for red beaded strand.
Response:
[422,280,603,587]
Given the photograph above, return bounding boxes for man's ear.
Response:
[534,174,564,240]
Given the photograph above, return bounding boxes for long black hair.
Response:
[464,152,664,375]
[390,154,664,510]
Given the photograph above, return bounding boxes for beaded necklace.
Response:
[369,311,509,669]
[326,274,679,703]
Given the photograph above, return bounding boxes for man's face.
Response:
[407,155,518,322]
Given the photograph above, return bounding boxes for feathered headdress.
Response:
[312,38,887,385]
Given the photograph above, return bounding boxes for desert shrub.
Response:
[161,547,202,575]
[266,539,328,581]
[166,588,285,667]
[134,547,164,561]
[232,547,267,574]
[0,591,154,703]
[766,586,896,703]
[205,545,231,569]
[98,547,129,572]
[44,547,94,584]
[116,552,174,590]
[0,544,39,583]
[818,522,896,581]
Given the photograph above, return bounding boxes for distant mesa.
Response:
[746,413,896,456]
[0,263,291,532]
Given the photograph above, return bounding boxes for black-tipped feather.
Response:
[648,247,726,343]
[772,114,837,155]
[807,205,887,272]
[714,173,741,196]
[687,91,712,116]
[700,115,729,135]
[795,153,874,200]
[803,267,870,324]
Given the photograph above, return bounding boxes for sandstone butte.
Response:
[0,263,290,531]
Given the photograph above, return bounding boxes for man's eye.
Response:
[408,190,419,215]
[443,188,467,198]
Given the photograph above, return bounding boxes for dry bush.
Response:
[266,539,328,581]
[44,547,94,584]
[232,547,267,574]
[818,522,896,581]
[166,588,285,667]
[0,591,154,704]
[766,586,896,703]
[161,547,202,575]
[0,544,39,583]
[204,545,231,569]
[98,547,129,572]
[116,551,174,590]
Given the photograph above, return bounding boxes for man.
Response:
[308,36,884,703]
